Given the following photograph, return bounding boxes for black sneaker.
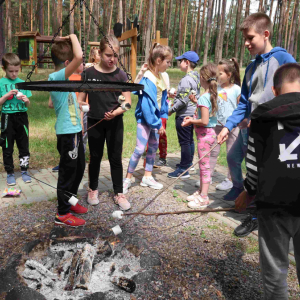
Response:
[234,214,258,237]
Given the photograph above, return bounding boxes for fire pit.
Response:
[1,227,159,300]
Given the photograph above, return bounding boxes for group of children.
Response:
[1,11,300,298]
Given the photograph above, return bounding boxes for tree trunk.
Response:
[183,0,189,52]
[208,0,216,61]
[57,0,62,36]
[94,0,99,40]
[6,0,12,52]
[156,0,162,31]
[234,0,243,58]
[87,0,94,41]
[103,0,108,33]
[203,0,213,65]
[196,0,207,57]
[269,0,274,18]
[239,0,250,67]
[166,0,173,38]
[224,0,234,57]
[48,0,50,35]
[283,0,292,49]
[293,10,300,59]
[177,0,184,59]
[277,0,287,46]
[288,0,299,55]
[145,0,154,61]
[0,4,5,62]
[30,0,33,31]
[218,0,227,62]
[108,0,115,32]
[259,0,263,11]
[19,0,22,32]
[38,0,44,68]
[122,0,127,31]
[132,0,137,16]
[192,0,201,50]
[152,0,156,40]
[273,0,279,42]
[214,0,222,63]
[171,0,179,49]
[162,0,168,37]
[70,0,75,34]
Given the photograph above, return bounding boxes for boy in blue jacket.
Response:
[235,63,300,299]
[217,12,295,237]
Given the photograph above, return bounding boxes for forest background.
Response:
[0,0,300,68]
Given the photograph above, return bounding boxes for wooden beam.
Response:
[131,34,137,81]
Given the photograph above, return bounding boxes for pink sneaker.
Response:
[114,193,131,211]
[87,189,99,205]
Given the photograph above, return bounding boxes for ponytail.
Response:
[147,43,173,72]
[218,57,241,86]
[200,63,218,116]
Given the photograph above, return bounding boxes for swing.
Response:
[15,0,144,93]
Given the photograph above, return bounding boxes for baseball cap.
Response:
[175,51,199,64]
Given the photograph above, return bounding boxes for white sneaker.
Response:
[190,167,195,171]
[188,195,210,209]
[216,178,233,191]
[140,176,163,190]
[186,190,201,202]
[123,178,132,194]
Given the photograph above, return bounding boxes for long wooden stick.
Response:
[123,207,235,217]
[122,142,220,226]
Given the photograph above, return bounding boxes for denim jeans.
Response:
[175,116,194,169]
[227,128,249,189]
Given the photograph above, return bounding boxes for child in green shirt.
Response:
[0,53,32,186]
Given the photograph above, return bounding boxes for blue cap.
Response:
[175,51,199,64]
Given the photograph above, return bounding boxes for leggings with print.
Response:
[127,123,159,173]
[195,126,216,184]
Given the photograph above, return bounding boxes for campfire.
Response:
[15,227,154,300]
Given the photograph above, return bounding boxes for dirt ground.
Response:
[0,185,299,300]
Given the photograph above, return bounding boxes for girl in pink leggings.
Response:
[183,63,218,208]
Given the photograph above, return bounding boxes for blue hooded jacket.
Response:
[225,47,296,131]
[134,76,168,130]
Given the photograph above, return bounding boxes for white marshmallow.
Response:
[118,95,126,104]
[121,102,131,111]
[170,88,176,95]
[112,225,122,235]
[68,196,79,206]
[16,92,23,99]
[82,105,89,112]
[191,90,197,95]
[112,211,124,219]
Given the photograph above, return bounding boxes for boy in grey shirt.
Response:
[168,51,200,178]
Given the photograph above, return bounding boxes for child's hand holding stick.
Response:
[235,190,255,212]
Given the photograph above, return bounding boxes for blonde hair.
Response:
[88,47,99,63]
[2,53,21,69]
[200,63,218,116]
[99,34,120,53]
[147,43,173,72]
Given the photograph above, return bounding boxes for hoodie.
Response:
[134,73,168,130]
[225,47,296,131]
[168,70,200,117]
[244,92,300,216]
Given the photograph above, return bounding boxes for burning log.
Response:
[75,243,95,290]
[111,276,136,293]
[64,250,82,291]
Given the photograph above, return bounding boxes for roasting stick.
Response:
[110,142,221,235]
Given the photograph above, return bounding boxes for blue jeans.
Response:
[227,128,248,189]
[175,116,194,169]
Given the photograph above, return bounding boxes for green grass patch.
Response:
[245,237,259,254]
[200,230,206,239]
[207,224,219,230]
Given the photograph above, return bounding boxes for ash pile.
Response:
[16,228,159,300]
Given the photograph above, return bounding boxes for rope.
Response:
[121,142,220,227]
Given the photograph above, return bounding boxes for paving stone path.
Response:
[0,153,295,261]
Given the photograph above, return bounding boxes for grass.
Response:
[0,67,246,173]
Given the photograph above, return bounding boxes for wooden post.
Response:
[131,34,137,80]
[156,30,160,43]
[30,0,33,31]
[48,0,50,35]
[34,35,38,74]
